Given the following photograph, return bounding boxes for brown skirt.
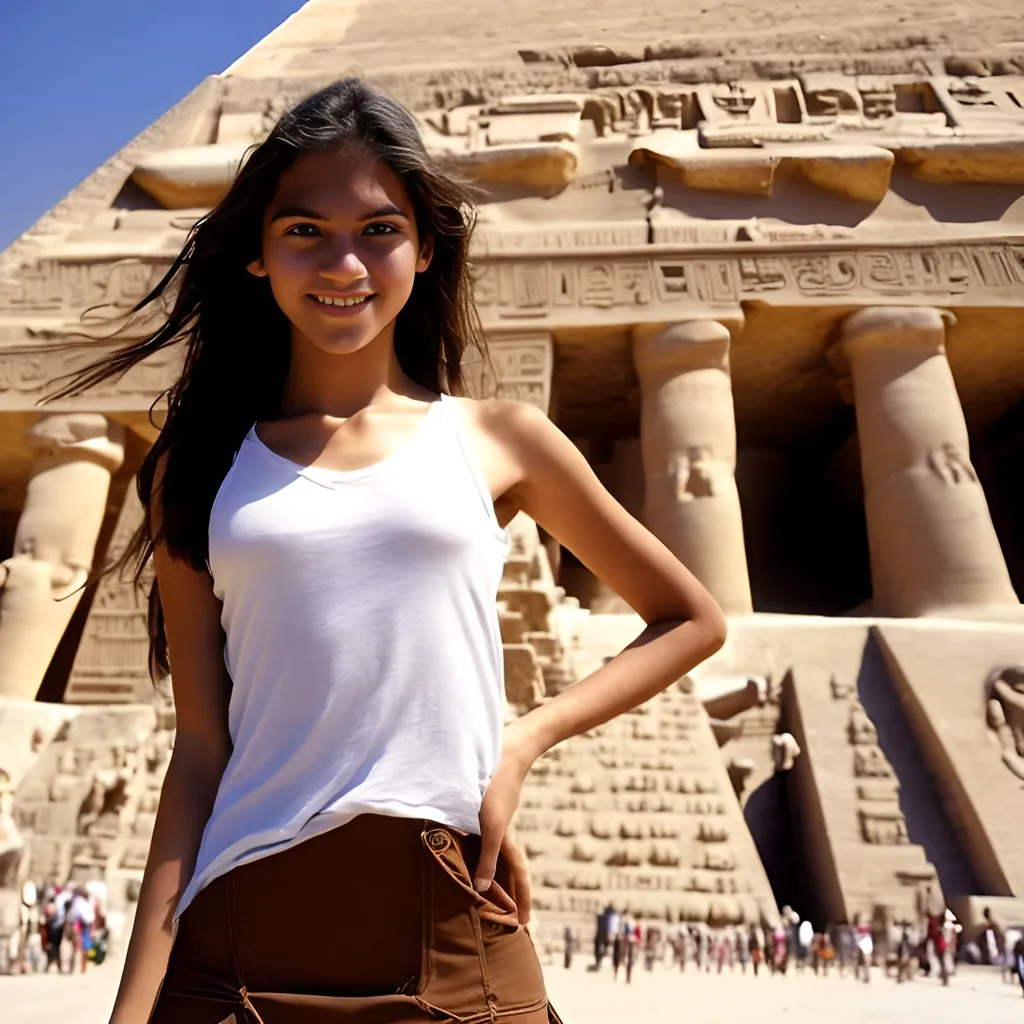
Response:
[151,814,561,1024]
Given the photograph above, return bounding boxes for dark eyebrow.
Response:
[360,204,408,221]
[269,203,409,224]
[269,204,327,224]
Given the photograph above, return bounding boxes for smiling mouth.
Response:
[312,294,374,308]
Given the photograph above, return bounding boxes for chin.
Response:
[305,331,380,357]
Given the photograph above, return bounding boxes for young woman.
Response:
[63,79,726,1023]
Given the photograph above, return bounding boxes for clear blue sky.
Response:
[0,1,303,251]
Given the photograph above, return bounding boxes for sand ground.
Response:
[4,957,1022,1023]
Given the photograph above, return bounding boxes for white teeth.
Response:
[314,295,370,307]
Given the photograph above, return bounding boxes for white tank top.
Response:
[175,394,509,918]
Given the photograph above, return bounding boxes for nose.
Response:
[318,241,368,284]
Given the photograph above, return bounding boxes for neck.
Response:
[280,323,421,418]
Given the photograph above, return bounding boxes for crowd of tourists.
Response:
[563,902,1024,995]
[3,878,109,975]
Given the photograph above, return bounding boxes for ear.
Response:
[416,236,434,274]
[247,257,269,278]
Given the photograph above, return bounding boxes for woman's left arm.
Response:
[472,400,728,893]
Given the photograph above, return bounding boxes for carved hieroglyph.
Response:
[781,636,941,924]
[64,485,153,705]
[513,678,778,953]
[633,320,752,614]
[0,415,125,701]
[11,702,174,923]
[832,306,1020,618]
[462,333,553,413]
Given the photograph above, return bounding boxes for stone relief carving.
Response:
[463,333,553,413]
[772,732,801,771]
[853,745,895,779]
[65,485,154,703]
[927,442,979,486]
[0,770,23,890]
[847,701,879,746]
[0,415,126,701]
[860,807,910,845]
[986,666,1024,781]
[670,446,716,501]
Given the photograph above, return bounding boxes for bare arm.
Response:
[468,400,727,890]
[108,461,233,1024]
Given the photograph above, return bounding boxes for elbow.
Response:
[698,600,728,658]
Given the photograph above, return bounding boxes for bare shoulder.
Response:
[448,395,559,453]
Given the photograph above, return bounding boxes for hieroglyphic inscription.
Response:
[512,682,774,941]
[970,246,1024,289]
[0,346,179,409]
[469,242,1024,325]
[833,686,914,848]
[4,242,1022,345]
[464,333,553,412]
[64,485,152,704]
[791,254,859,295]
[859,249,970,295]
[0,258,172,316]
[739,257,789,292]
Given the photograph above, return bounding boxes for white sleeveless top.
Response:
[175,394,509,918]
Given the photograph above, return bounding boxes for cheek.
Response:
[368,244,420,289]
[263,244,313,284]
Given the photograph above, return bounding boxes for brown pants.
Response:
[152,815,559,1023]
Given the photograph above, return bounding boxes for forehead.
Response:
[269,144,412,215]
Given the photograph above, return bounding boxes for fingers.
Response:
[502,834,532,928]
[474,814,501,893]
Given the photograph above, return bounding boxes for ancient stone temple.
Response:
[2,0,1024,955]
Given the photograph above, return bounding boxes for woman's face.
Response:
[252,143,432,356]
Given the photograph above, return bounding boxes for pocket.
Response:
[241,990,456,1023]
[421,828,519,931]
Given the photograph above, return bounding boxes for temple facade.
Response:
[1,0,1024,954]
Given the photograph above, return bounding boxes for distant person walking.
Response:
[1012,933,1024,998]
[749,923,764,976]
[853,914,873,983]
[563,924,576,970]
[735,925,750,974]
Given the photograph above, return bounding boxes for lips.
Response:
[313,294,373,307]
[307,293,375,316]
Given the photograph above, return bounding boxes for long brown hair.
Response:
[51,78,486,677]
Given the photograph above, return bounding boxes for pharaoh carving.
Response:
[847,701,878,746]
[986,666,1024,780]
[0,415,125,700]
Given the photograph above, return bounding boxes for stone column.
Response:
[0,415,126,700]
[835,306,1019,617]
[632,320,753,614]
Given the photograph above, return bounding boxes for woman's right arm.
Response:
[108,458,233,1024]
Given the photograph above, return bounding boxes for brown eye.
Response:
[285,223,322,237]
